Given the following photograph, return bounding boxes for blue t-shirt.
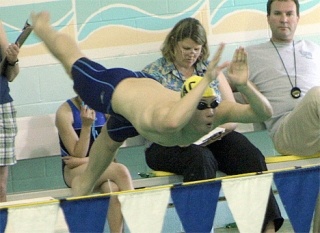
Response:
[0,54,13,104]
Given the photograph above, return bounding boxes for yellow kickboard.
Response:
[265,153,320,164]
[151,153,320,176]
[151,171,176,177]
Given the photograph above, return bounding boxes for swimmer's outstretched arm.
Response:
[31,11,84,76]
[217,47,273,123]
[149,44,229,132]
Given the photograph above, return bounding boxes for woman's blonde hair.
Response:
[161,18,209,62]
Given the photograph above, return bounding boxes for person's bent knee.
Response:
[113,163,132,180]
[306,86,320,103]
[100,181,120,193]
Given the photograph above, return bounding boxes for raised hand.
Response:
[205,43,229,82]
[227,47,249,88]
[80,105,96,128]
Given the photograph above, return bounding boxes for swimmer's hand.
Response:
[227,47,249,88]
[80,104,96,128]
[62,156,88,169]
[204,43,229,82]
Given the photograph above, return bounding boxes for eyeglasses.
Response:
[179,46,202,56]
[197,100,219,110]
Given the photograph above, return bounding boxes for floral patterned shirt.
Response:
[142,57,221,101]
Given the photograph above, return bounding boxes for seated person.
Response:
[238,0,320,156]
[56,95,134,233]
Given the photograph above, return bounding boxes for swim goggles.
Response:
[197,100,219,110]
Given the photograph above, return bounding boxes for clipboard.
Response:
[1,20,33,75]
[193,127,229,146]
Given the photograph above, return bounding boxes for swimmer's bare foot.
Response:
[30,11,52,37]
[71,175,93,196]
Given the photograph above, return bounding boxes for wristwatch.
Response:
[7,59,19,66]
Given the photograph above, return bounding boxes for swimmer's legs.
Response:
[31,11,85,77]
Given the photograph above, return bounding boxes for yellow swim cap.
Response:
[181,75,216,97]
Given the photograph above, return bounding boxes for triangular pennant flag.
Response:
[274,166,320,233]
[0,209,8,233]
[54,206,69,232]
[171,181,221,233]
[222,173,273,233]
[5,202,59,233]
[60,196,110,233]
[118,188,170,233]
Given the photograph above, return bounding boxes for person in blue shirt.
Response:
[0,20,20,202]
